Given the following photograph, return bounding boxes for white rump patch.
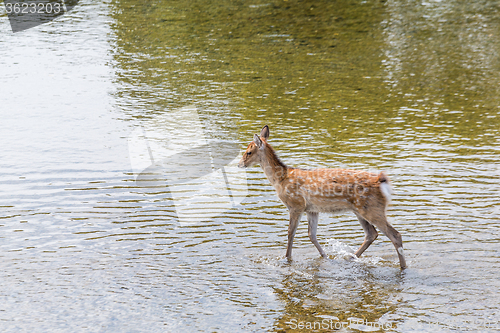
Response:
[380,182,392,204]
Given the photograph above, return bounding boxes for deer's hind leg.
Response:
[360,209,407,269]
[354,213,378,258]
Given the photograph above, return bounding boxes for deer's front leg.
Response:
[285,209,303,260]
[307,212,327,258]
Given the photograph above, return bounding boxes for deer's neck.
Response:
[260,145,288,186]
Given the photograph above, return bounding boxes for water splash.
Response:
[326,239,357,260]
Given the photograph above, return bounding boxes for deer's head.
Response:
[238,125,270,168]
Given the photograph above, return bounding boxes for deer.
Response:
[238,125,407,269]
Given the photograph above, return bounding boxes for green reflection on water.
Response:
[111,0,500,151]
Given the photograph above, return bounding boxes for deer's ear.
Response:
[260,125,269,140]
[253,134,263,148]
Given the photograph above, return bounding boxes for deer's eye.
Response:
[247,151,252,156]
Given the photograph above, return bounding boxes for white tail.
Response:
[238,125,406,269]
[379,179,392,204]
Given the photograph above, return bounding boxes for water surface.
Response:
[1,0,499,331]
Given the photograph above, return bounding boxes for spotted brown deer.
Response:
[238,125,407,269]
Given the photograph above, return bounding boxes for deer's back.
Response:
[278,168,388,214]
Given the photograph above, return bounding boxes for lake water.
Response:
[1,0,499,331]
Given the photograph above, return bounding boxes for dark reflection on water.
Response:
[268,258,404,331]
[0,0,499,331]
